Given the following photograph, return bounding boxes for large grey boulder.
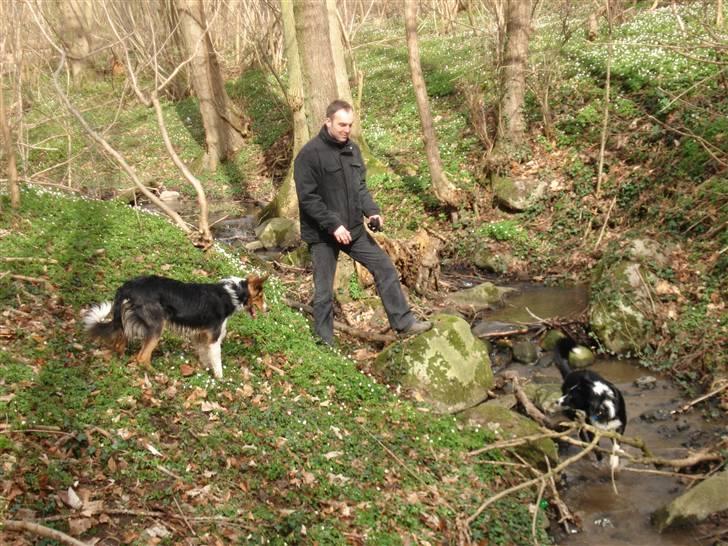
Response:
[374,314,494,413]
[590,237,674,355]
[254,218,298,249]
[492,174,548,212]
[627,238,670,268]
[653,469,728,532]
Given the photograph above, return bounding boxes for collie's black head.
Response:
[559,372,626,434]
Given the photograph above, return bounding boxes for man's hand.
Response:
[333,225,352,245]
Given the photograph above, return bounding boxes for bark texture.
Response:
[404,0,459,208]
[500,0,531,145]
[175,0,246,170]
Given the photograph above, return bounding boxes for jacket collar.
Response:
[319,125,350,149]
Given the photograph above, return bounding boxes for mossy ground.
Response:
[0,188,546,543]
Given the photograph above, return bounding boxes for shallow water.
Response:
[484,283,589,323]
[477,283,727,546]
[544,358,725,546]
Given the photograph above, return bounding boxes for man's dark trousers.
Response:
[311,233,415,345]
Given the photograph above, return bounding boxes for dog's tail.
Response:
[554,337,576,379]
[82,300,121,341]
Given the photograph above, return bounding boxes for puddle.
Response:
[476,283,727,545]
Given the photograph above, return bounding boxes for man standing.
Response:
[294,100,431,346]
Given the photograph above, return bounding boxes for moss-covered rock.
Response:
[590,260,655,354]
[512,340,538,364]
[281,244,311,268]
[653,468,728,532]
[447,283,516,314]
[473,247,512,274]
[374,314,494,413]
[492,174,548,212]
[569,345,595,368]
[523,383,563,414]
[459,403,558,466]
[254,217,298,249]
[540,329,568,351]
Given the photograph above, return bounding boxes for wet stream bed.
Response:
[478,284,727,546]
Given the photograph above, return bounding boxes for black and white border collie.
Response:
[83,274,268,379]
[554,337,627,468]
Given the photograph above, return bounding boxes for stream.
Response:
[478,284,727,546]
[169,201,725,544]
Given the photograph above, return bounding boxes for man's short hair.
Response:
[326,99,353,119]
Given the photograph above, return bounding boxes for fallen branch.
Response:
[468,426,577,457]
[632,447,724,469]
[2,520,88,546]
[503,371,548,427]
[1,257,59,264]
[466,435,601,525]
[6,274,55,290]
[547,463,576,534]
[671,381,728,415]
[284,298,396,344]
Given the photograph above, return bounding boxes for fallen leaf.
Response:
[145,443,163,457]
[81,500,104,517]
[201,401,224,412]
[180,364,195,377]
[69,517,95,536]
[144,523,171,538]
[60,486,83,509]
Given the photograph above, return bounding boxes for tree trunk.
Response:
[325,0,366,144]
[174,0,246,171]
[404,0,459,208]
[500,0,531,146]
[718,0,724,28]
[0,0,20,209]
[293,0,338,136]
[262,0,309,222]
[55,0,95,80]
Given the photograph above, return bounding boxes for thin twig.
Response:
[467,435,601,525]
[671,381,728,415]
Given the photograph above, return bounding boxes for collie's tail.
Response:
[554,337,576,379]
[83,301,120,340]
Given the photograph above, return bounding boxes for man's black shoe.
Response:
[398,320,432,337]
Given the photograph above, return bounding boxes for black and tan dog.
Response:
[83,274,267,379]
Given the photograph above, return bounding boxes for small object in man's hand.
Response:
[368,217,382,232]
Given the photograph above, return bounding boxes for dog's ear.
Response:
[247,274,269,291]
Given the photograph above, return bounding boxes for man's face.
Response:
[325,108,354,143]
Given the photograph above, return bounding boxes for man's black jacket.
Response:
[294,126,380,244]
